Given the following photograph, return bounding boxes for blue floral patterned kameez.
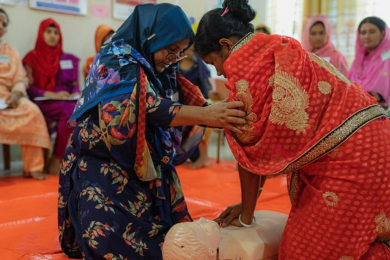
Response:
[58,4,206,260]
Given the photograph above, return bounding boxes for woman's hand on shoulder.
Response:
[203,98,246,133]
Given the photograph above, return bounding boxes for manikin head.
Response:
[162,217,221,260]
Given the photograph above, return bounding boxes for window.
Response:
[265,0,305,39]
[356,0,390,25]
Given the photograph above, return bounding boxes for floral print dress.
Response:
[58,37,205,259]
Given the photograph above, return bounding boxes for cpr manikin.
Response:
[162,217,220,260]
[163,211,288,260]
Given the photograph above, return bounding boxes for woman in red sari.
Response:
[195,0,390,259]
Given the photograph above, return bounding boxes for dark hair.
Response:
[358,16,387,33]
[255,26,271,35]
[310,21,325,30]
[0,8,9,24]
[195,0,256,56]
[49,23,58,28]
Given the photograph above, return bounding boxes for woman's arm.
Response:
[70,57,80,94]
[24,64,70,99]
[238,164,262,225]
[11,51,28,96]
[24,64,34,85]
[170,99,246,133]
[24,64,45,98]
[216,165,266,227]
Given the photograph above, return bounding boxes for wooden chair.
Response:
[216,129,224,164]
[1,144,50,172]
[2,144,10,170]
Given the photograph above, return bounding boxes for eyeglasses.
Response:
[165,48,187,62]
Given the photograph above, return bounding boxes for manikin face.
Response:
[44,26,60,47]
[188,217,221,250]
[162,217,221,260]
[153,38,190,73]
[359,22,385,51]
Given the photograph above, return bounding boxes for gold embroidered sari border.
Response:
[230,33,255,54]
[289,171,300,204]
[385,240,390,251]
[270,105,387,177]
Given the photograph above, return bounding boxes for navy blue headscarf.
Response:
[70,3,194,123]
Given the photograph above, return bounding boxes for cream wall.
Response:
[1,0,123,85]
[169,0,267,26]
[0,0,267,85]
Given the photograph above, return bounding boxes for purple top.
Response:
[28,53,80,98]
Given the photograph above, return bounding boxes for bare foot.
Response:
[23,171,48,180]
[188,156,209,170]
[48,156,61,175]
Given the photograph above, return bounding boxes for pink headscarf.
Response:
[303,15,348,76]
[349,25,390,105]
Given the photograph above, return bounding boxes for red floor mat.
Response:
[0,160,290,259]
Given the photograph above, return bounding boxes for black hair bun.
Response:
[222,0,256,23]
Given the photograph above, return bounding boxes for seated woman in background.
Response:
[302,15,348,76]
[0,8,50,179]
[83,24,115,78]
[349,16,390,110]
[179,44,212,169]
[23,18,80,175]
[255,24,271,35]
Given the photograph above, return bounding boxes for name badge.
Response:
[0,55,10,64]
[323,57,331,62]
[60,60,74,70]
[381,50,390,61]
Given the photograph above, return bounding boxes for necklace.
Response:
[230,32,255,54]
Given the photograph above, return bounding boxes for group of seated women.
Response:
[0,11,114,178]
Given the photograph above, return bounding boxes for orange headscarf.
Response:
[224,33,384,176]
[84,25,115,78]
[23,18,63,91]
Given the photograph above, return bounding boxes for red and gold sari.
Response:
[224,33,390,259]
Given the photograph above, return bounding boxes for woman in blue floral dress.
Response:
[58,3,245,260]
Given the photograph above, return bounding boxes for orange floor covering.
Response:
[0,160,290,260]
